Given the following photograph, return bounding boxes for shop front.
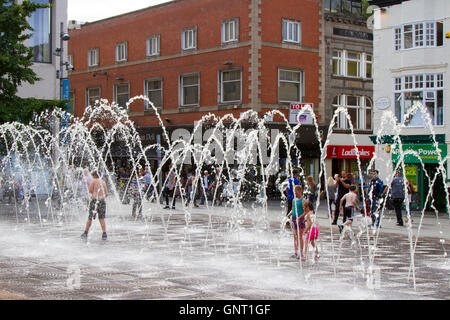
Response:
[391,143,448,212]
[326,145,375,184]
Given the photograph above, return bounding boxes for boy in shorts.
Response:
[338,185,359,233]
[81,171,108,240]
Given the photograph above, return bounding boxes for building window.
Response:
[182,27,197,50]
[394,21,444,50]
[222,18,239,44]
[346,52,360,77]
[29,0,52,63]
[146,35,160,57]
[180,73,199,107]
[114,83,129,109]
[332,50,371,79]
[323,0,363,16]
[144,78,163,110]
[332,50,342,76]
[88,48,99,67]
[393,73,444,126]
[86,87,101,107]
[332,95,372,130]
[365,54,372,78]
[219,69,241,103]
[278,68,304,103]
[282,19,301,44]
[115,42,128,62]
[68,54,73,67]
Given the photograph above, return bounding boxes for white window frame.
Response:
[146,34,160,57]
[222,18,239,44]
[68,54,73,67]
[182,26,197,50]
[332,49,371,79]
[88,48,99,67]
[179,73,200,107]
[394,20,444,51]
[114,82,130,109]
[219,68,242,104]
[282,19,301,44]
[115,41,128,62]
[86,87,101,107]
[278,68,304,104]
[144,78,163,110]
[332,95,372,131]
[393,73,444,127]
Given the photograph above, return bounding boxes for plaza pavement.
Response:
[0,198,448,300]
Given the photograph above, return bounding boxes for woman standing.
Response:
[326,176,337,217]
[305,176,317,203]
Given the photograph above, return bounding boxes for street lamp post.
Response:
[53,22,70,164]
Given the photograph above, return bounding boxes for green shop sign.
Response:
[392,144,447,164]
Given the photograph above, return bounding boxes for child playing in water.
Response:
[303,200,320,261]
[288,185,306,260]
[339,185,359,233]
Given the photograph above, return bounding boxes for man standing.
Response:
[81,171,108,240]
[369,170,384,228]
[200,170,212,205]
[285,169,301,217]
[390,170,406,226]
[143,166,152,200]
[164,165,176,209]
[332,171,351,225]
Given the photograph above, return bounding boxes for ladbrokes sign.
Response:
[326,145,375,159]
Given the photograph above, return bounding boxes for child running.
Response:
[339,185,359,233]
[303,200,320,261]
[288,185,306,260]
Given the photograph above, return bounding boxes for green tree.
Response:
[0,0,53,124]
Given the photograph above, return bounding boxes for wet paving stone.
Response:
[0,211,448,300]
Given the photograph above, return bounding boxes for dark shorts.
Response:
[88,199,106,220]
[291,217,305,230]
[344,206,355,221]
[287,199,293,216]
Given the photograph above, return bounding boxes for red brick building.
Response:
[68,0,322,174]
[68,0,321,124]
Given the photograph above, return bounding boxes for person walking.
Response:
[338,185,359,233]
[332,171,351,225]
[369,170,384,228]
[81,171,108,240]
[390,170,406,226]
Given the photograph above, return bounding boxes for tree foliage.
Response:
[0,0,53,124]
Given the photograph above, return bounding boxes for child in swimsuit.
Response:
[303,200,320,261]
[288,185,306,260]
[339,185,359,233]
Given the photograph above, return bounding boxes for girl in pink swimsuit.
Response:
[303,200,320,261]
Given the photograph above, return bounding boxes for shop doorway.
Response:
[422,164,447,212]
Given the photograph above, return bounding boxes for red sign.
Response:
[327,145,375,159]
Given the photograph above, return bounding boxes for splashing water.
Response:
[0,96,448,297]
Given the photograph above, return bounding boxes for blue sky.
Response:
[68,0,171,23]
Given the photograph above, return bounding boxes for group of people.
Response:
[326,169,415,229]
[163,166,225,209]
[285,168,416,260]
